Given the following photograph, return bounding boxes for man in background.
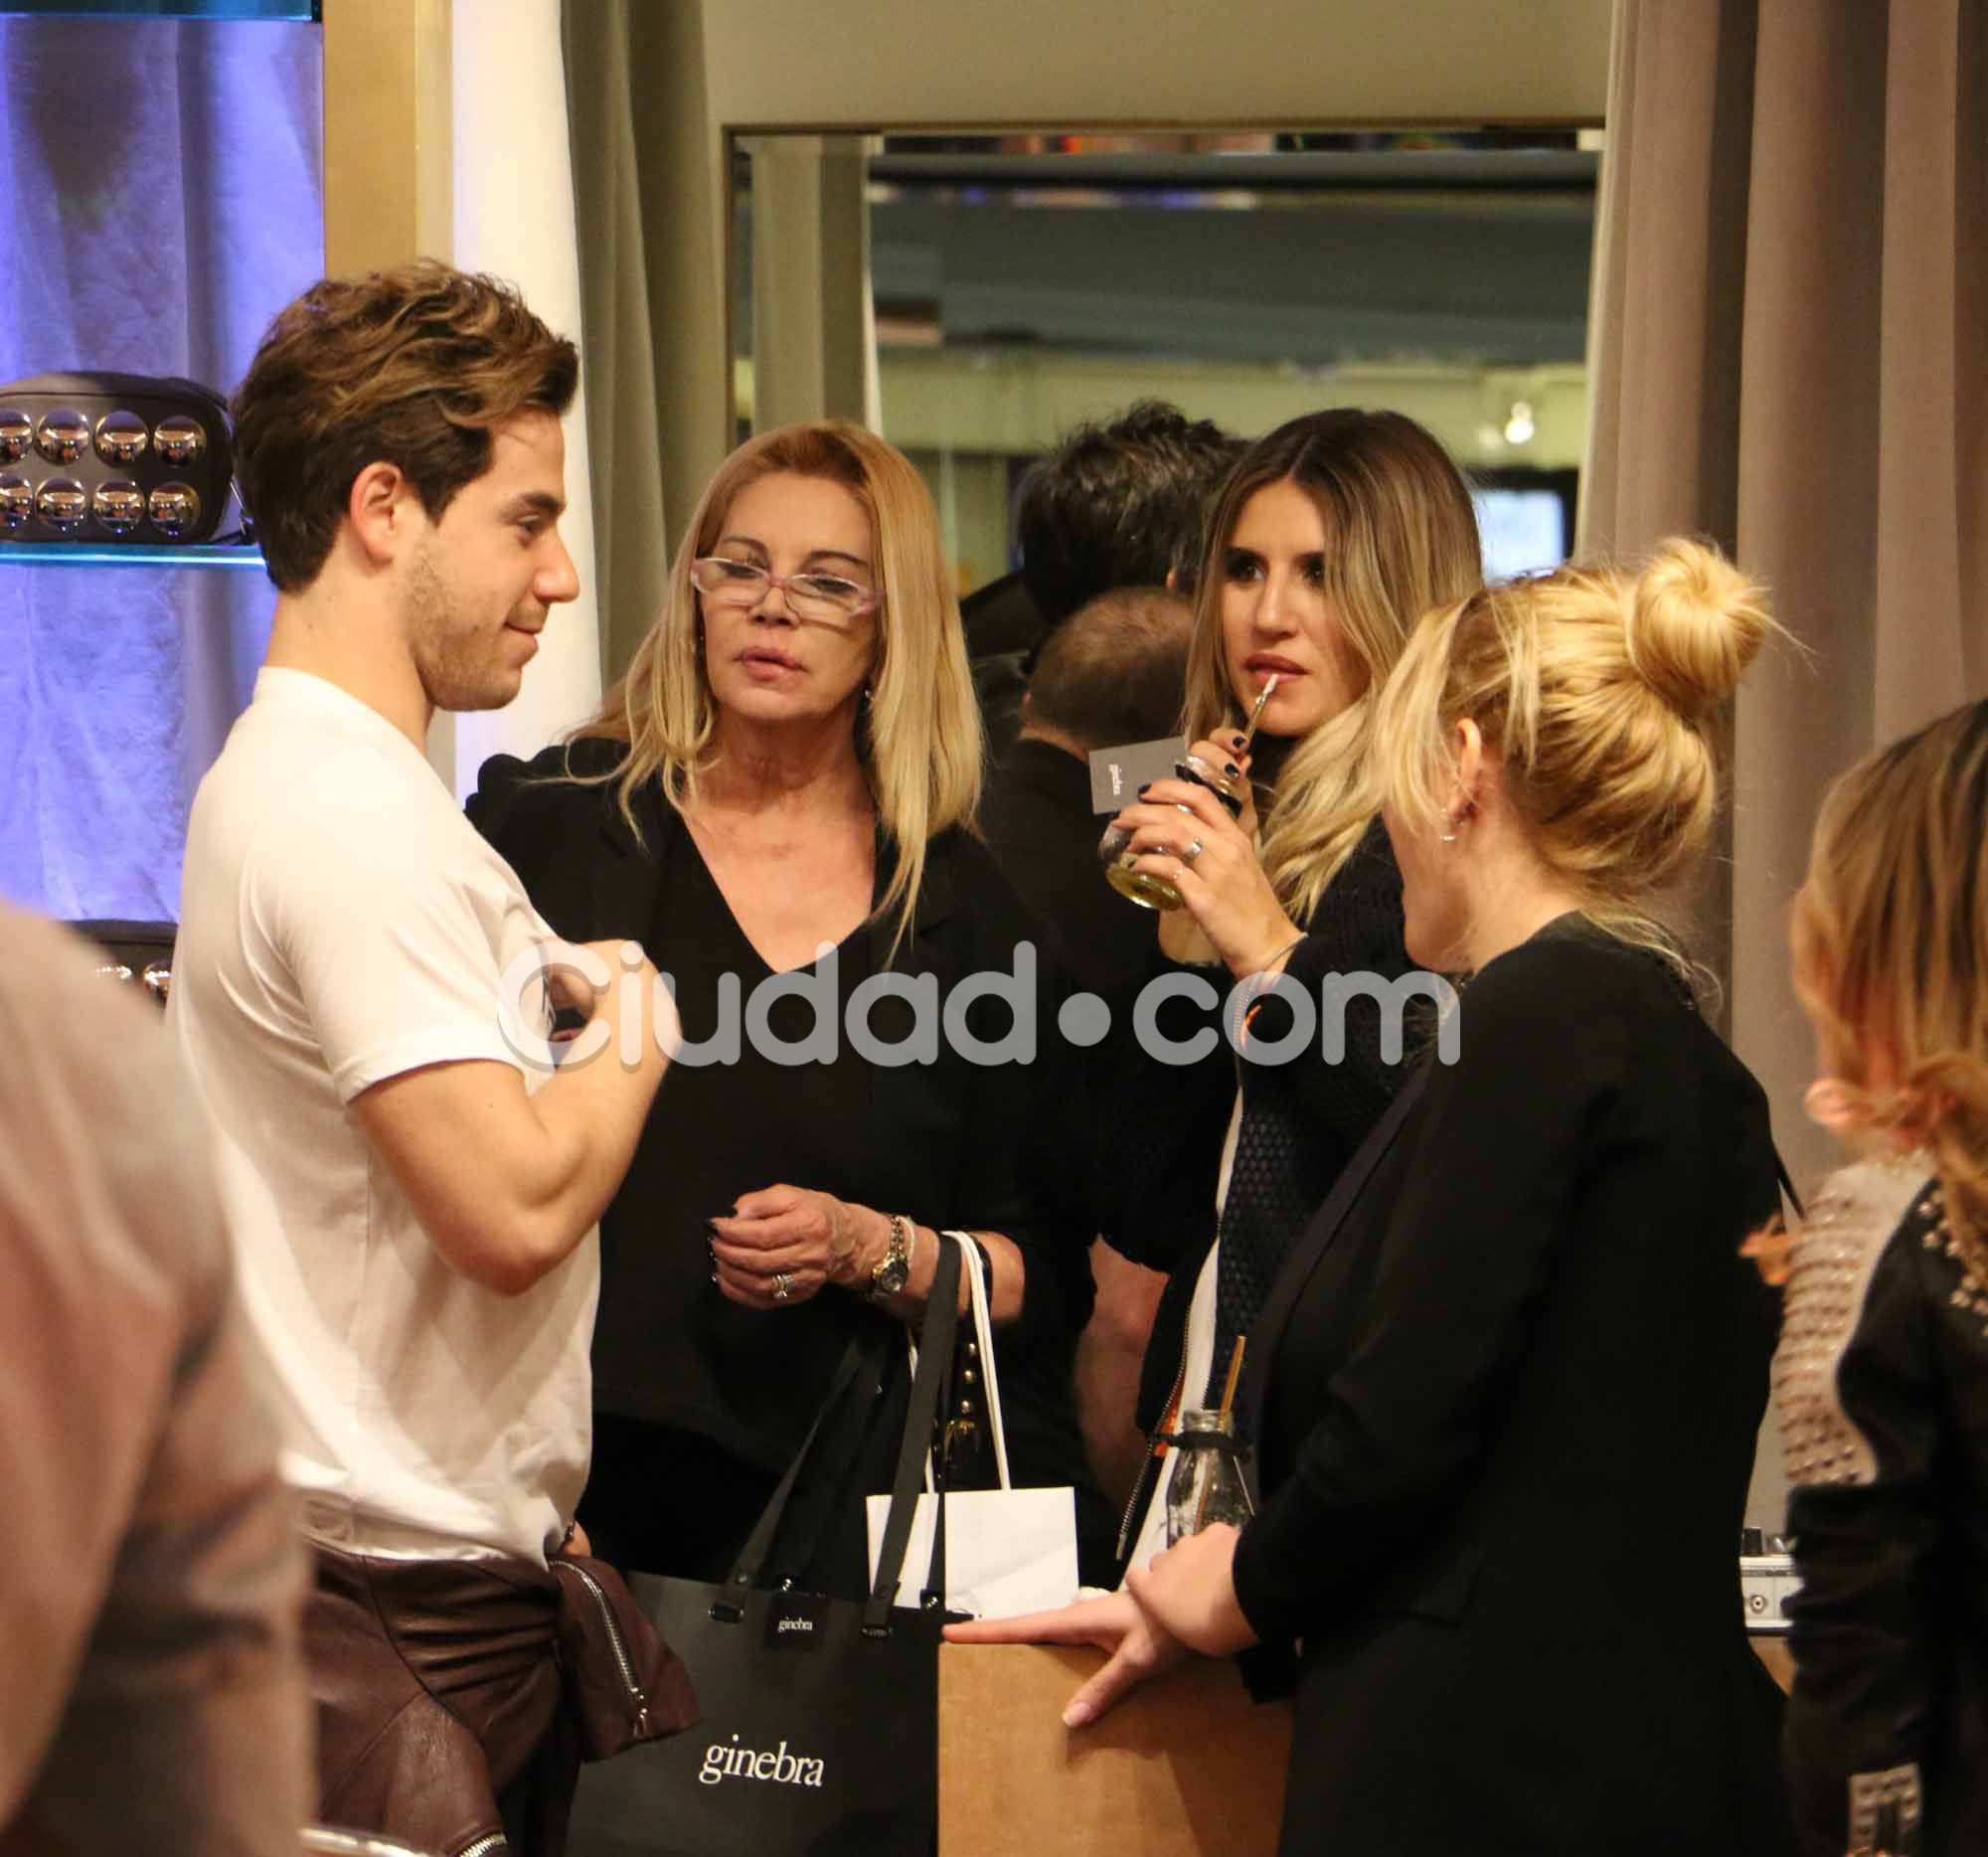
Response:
[169,261,683,1857]
[980,587,1195,1518]
[966,400,1240,755]
[980,584,1194,996]
[1,906,310,1857]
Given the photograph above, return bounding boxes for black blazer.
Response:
[1231,920,1794,1857]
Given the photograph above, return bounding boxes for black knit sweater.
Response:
[1092,813,1426,1439]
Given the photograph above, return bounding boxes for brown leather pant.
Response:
[308,1547,580,1857]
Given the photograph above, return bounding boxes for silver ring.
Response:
[1180,839,1204,867]
[772,1271,793,1302]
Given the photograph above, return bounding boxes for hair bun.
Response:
[1623,539,1772,721]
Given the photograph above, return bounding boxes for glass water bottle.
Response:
[1164,1406,1254,1545]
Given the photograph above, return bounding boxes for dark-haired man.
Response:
[169,262,686,1857]
[967,399,1240,756]
[980,585,1194,996]
[980,586,1193,1521]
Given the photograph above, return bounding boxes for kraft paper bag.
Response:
[936,1643,1292,1857]
[864,1486,1079,1619]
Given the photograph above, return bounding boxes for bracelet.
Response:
[1251,929,1306,976]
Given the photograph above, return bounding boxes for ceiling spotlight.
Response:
[1503,400,1537,447]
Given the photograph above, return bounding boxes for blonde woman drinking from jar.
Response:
[1090,409,1482,1573]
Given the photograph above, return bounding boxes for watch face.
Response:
[875,1255,910,1294]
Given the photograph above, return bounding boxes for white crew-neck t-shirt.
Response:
[171,667,593,1566]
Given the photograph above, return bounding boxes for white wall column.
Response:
[443,0,602,799]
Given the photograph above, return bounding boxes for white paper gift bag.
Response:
[865,1485,1079,1617]
[864,1232,1081,1618]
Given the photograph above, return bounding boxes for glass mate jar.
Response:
[1098,754,1247,912]
[1164,1406,1255,1545]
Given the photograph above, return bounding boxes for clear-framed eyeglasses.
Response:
[691,556,880,623]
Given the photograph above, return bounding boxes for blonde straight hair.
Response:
[1373,538,1777,977]
[1792,699,1988,1266]
[1181,410,1482,925]
[572,421,983,954]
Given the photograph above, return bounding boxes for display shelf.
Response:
[0,540,264,569]
[0,4,315,19]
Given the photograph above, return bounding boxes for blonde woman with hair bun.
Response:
[963,539,1799,1857]
[1768,698,1988,1857]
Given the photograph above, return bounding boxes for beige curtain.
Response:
[1582,0,1987,1191]
[562,0,725,681]
[1583,0,1985,1528]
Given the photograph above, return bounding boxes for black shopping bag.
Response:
[568,1243,962,1857]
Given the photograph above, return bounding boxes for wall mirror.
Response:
[728,127,1597,598]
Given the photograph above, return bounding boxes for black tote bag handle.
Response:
[865,1237,962,1632]
[722,1237,963,1611]
[726,1328,884,1589]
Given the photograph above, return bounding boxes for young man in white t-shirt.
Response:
[168,262,682,1857]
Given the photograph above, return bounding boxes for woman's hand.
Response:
[1125,1524,1259,1657]
[1190,732,1262,841]
[1109,752,1300,982]
[708,1184,880,1309]
[943,1589,1192,1727]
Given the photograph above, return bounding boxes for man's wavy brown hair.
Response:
[232,260,579,592]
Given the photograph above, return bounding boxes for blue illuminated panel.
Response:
[0,3,316,18]
[0,11,321,916]
[0,542,266,569]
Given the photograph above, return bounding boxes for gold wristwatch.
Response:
[868,1213,913,1300]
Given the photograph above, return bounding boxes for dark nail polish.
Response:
[1136,782,1152,797]
[1224,761,1241,777]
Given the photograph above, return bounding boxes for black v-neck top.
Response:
[591,829,893,1468]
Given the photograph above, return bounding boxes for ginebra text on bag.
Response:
[698,1735,827,1788]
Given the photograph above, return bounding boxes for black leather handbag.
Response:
[0,372,238,544]
[567,1239,963,1857]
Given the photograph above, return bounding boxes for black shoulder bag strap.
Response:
[727,1327,886,1592]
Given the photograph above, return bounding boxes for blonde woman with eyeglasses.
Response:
[472,421,1107,1590]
